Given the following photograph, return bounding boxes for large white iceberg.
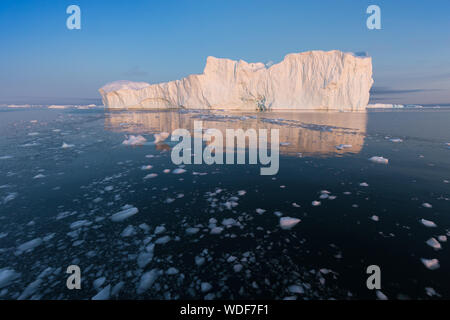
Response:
[100,50,373,111]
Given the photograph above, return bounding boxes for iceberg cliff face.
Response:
[99,50,373,111]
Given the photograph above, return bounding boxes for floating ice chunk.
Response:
[376,290,388,300]
[18,278,43,300]
[292,203,301,208]
[61,142,75,149]
[144,173,158,179]
[104,186,114,191]
[172,168,186,174]
[93,277,106,290]
[2,192,18,204]
[280,217,301,230]
[70,220,91,229]
[155,235,171,244]
[111,282,125,297]
[371,215,379,222]
[335,144,352,150]
[238,190,246,196]
[186,227,200,235]
[210,227,224,235]
[420,219,437,228]
[137,269,160,294]
[426,238,442,250]
[421,258,440,270]
[121,225,137,237]
[0,268,21,289]
[425,287,439,297]
[166,267,179,275]
[154,132,170,144]
[92,285,111,300]
[110,206,138,222]
[33,174,46,179]
[16,238,43,255]
[154,225,166,234]
[288,285,304,294]
[233,264,243,272]
[0,156,13,160]
[389,138,403,143]
[122,135,147,146]
[422,203,432,209]
[369,156,389,164]
[312,201,321,206]
[255,208,266,214]
[438,235,447,242]
[359,182,369,187]
[141,165,153,170]
[227,256,237,263]
[195,256,205,266]
[137,252,154,269]
[222,218,236,227]
[319,193,329,199]
[201,282,212,293]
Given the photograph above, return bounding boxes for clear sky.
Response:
[0,0,449,105]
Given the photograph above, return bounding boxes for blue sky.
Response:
[0,0,449,105]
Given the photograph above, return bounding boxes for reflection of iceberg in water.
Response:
[105,110,367,157]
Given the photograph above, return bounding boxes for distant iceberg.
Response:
[99,50,374,111]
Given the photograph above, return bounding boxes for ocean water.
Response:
[0,106,449,300]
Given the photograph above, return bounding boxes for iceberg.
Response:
[100,50,373,111]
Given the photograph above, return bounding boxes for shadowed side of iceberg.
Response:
[99,50,373,111]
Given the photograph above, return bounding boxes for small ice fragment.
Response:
[210,227,224,235]
[110,207,138,222]
[163,169,170,173]
[137,252,154,269]
[195,256,205,266]
[172,168,186,174]
[233,264,243,272]
[144,173,158,179]
[166,267,179,275]
[426,238,441,250]
[137,269,160,294]
[422,203,432,209]
[201,282,212,293]
[438,235,447,242]
[121,225,136,237]
[154,226,166,234]
[425,287,439,297]
[280,217,301,230]
[421,258,440,270]
[222,218,236,226]
[389,138,403,143]
[376,290,388,300]
[0,268,21,289]
[16,238,43,255]
[154,132,170,144]
[359,182,369,187]
[371,215,379,222]
[255,208,266,214]
[238,190,246,196]
[186,227,200,235]
[92,285,111,300]
[61,142,75,149]
[288,285,304,294]
[141,165,153,170]
[155,235,171,244]
[312,201,321,206]
[33,174,46,179]
[0,156,13,160]
[122,135,147,146]
[70,220,91,229]
[292,203,301,208]
[319,193,329,199]
[420,219,437,228]
[369,156,389,164]
[93,277,106,290]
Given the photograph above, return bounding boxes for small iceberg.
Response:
[280,217,301,230]
[420,218,437,228]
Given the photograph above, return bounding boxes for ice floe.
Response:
[369,156,389,164]
[425,238,441,250]
[122,135,147,146]
[0,268,21,289]
[421,258,440,270]
[110,206,138,222]
[420,219,437,228]
[280,217,301,230]
[16,238,43,255]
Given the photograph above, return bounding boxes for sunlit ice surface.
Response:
[0,106,449,300]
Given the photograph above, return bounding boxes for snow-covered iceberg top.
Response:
[99,50,373,111]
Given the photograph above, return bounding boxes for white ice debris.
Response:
[359,182,369,187]
[137,251,154,269]
[0,268,21,289]
[172,168,186,174]
[280,217,301,230]
[371,215,379,222]
[110,206,138,222]
[154,132,170,144]
[376,290,388,300]
[421,258,440,270]
[121,225,137,237]
[312,201,321,206]
[61,142,75,149]
[155,236,171,244]
[33,174,46,179]
[369,156,389,164]
[288,285,304,294]
[422,203,433,209]
[92,285,111,300]
[201,282,212,293]
[389,138,403,143]
[100,51,373,111]
[141,165,153,170]
[122,135,147,146]
[425,238,442,250]
[18,278,43,300]
[255,208,266,214]
[16,238,43,255]
[438,235,447,242]
[93,277,106,290]
[420,219,437,228]
[186,227,200,235]
[137,269,160,294]
[336,144,352,150]
[144,173,158,179]
[210,227,224,235]
[69,220,91,229]
[166,267,179,275]
[2,192,18,204]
